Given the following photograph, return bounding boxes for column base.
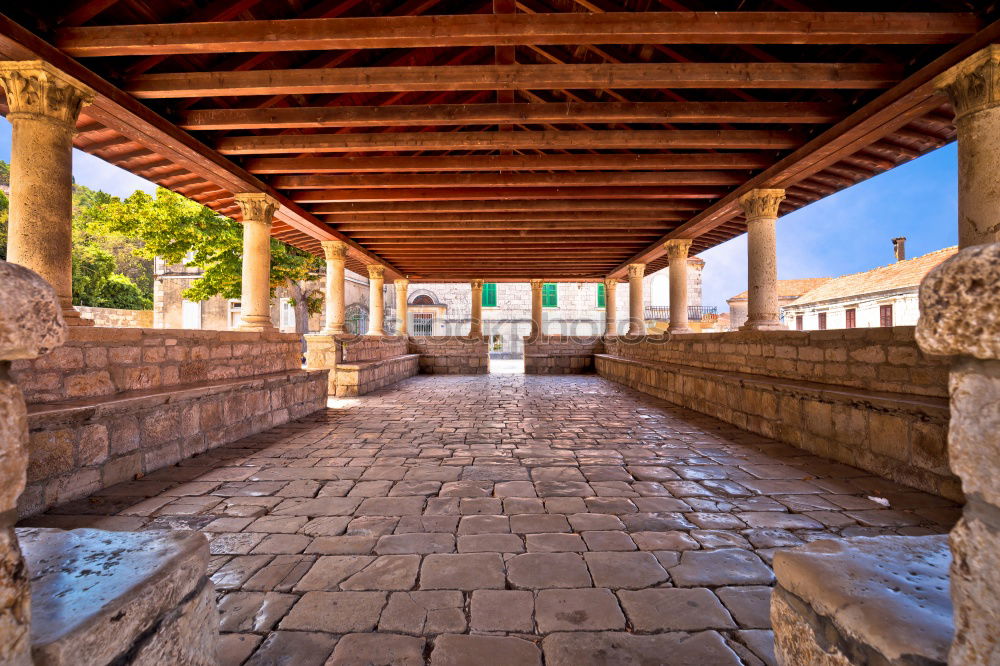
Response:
[59,300,94,327]
[740,320,785,332]
[668,325,693,334]
[321,327,345,335]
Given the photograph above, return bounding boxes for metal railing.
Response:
[644,306,718,322]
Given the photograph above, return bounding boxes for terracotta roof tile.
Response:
[728,277,832,302]
[787,247,957,307]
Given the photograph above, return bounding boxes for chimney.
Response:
[892,237,906,262]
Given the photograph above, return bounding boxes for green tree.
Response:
[0,189,8,260]
[71,243,152,309]
[86,187,325,335]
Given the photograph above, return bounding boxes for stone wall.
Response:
[407,336,489,374]
[305,334,418,397]
[10,327,302,405]
[597,328,957,500]
[524,336,605,374]
[603,327,949,398]
[76,306,153,328]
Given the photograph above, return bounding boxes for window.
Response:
[345,304,368,334]
[411,295,434,306]
[182,299,202,330]
[880,304,893,327]
[795,315,804,331]
[482,282,497,308]
[845,308,857,329]
[228,301,241,330]
[280,298,296,330]
[542,283,558,307]
[817,312,827,330]
[412,313,433,336]
[597,283,606,308]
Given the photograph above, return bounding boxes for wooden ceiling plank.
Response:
[312,199,704,213]
[58,12,979,57]
[291,185,726,202]
[270,170,744,189]
[127,62,903,99]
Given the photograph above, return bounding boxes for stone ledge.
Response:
[19,527,218,666]
[772,535,952,666]
[336,353,421,372]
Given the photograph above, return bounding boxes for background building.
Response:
[153,258,369,332]
[781,246,957,331]
[726,278,831,330]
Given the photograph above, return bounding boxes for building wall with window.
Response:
[386,262,704,358]
[152,258,368,332]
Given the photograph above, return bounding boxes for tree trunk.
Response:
[286,279,310,354]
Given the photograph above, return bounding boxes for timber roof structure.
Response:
[1,2,996,282]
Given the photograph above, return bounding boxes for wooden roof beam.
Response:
[58,12,980,57]
[270,171,745,189]
[127,63,903,99]
[245,152,771,174]
[291,186,726,203]
[311,199,704,214]
[216,128,801,155]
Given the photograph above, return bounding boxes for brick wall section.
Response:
[21,370,328,516]
[76,306,153,328]
[596,328,958,500]
[603,327,949,398]
[524,336,605,374]
[11,327,302,405]
[407,336,489,374]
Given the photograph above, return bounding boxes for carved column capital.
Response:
[395,278,410,288]
[470,279,484,290]
[367,264,385,280]
[529,279,545,291]
[0,61,93,128]
[234,192,280,225]
[739,188,785,222]
[663,239,693,261]
[626,263,646,280]
[321,240,348,261]
[935,45,1000,121]
[603,277,618,289]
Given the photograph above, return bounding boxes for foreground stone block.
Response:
[19,527,218,666]
[771,535,952,665]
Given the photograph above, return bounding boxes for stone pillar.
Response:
[664,239,693,334]
[395,278,409,335]
[916,243,1000,665]
[367,265,386,335]
[529,279,544,337]
[739,188,785,331]
[0,261,68,666]
[321,240,347,334]
[935,46,1000,248]
[627,263,646,335]
[470,279,484,337]
[603,278,618,336]
[234,193,279,332]
[0,62,94,327]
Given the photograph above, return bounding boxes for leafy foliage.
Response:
[71,243,152,309]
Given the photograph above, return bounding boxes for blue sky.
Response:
[0,118,958,309]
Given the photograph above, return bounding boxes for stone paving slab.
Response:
[21,372,960,665]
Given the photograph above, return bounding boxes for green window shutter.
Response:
[597,283,606,308]
[542,283,558,307]
[482,282,497,307]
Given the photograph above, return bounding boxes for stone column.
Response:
[321,240,347,334]
[627,263,646,335]
[603,278,618,336]
[0,62,94,327]
[367,265,386,335]
[470,279,484,337]
[529,279,544,337]
[915,243,1000,665]
[664,239,693,334]
[0,261,68,666]
[395,278,409,335]
[234,193,279,332]
[739,188,785,331]
[935,46,1000,248]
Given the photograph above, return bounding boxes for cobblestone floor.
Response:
[26,373,960,666]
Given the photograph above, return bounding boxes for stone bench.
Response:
[523,336,604,375]
[21,369,328,516]
[334,353,420,397]
[594,353,957,500]
[771,535,953,665]
[19,527,218,665]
